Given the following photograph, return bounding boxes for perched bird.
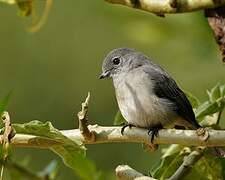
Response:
[99,47,201,142]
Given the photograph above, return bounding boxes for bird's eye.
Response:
[112,57,120,65]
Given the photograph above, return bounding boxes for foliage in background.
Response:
[0,0,52,32]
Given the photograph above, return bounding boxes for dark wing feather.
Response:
[143,65,200,129]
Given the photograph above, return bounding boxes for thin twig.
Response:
[217,110,223,125]
[28,0,53,33]
[77,92,95,142]
[1,112,13,159]
[0,112,14,180]
[168,149,203,180]
[115,165,156,180]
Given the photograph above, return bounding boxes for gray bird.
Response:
[99,47,200,142]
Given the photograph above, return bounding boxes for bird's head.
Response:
[99,47,148,79]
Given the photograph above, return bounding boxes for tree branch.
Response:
[205,6,225,62]
[168,149,203,180]
[0,111,15,180]
[1,126,225,148]
[115,149,204,180]
[105,0,225,15]
[115,165,155,180]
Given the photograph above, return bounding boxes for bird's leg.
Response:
[148,124,162,143]
[121,123,135,135]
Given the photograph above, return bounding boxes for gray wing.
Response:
[143,65,200,129]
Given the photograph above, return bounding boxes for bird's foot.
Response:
[148,125,162,143]
[121,123,134,135]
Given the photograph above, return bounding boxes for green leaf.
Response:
[151,145,184,179]
[184,153,223,180]
[207,83,221,103]
[114,110,126,125]
[152,145,223,180]
[195,98,225,119]
[219,85,225,97]
[195,84,225,126]
[13,120,83,149]
[12,120,101,180]
[51,146,101,180]
[184,91,200,108]
[161,144,183,158]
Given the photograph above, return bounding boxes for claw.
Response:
[148,125,162,143]
[121,124,134,135]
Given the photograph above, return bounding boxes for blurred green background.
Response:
[0,0,225,179]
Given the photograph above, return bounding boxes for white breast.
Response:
[113,69,175,128]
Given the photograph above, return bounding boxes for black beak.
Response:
[99,71,110,79]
